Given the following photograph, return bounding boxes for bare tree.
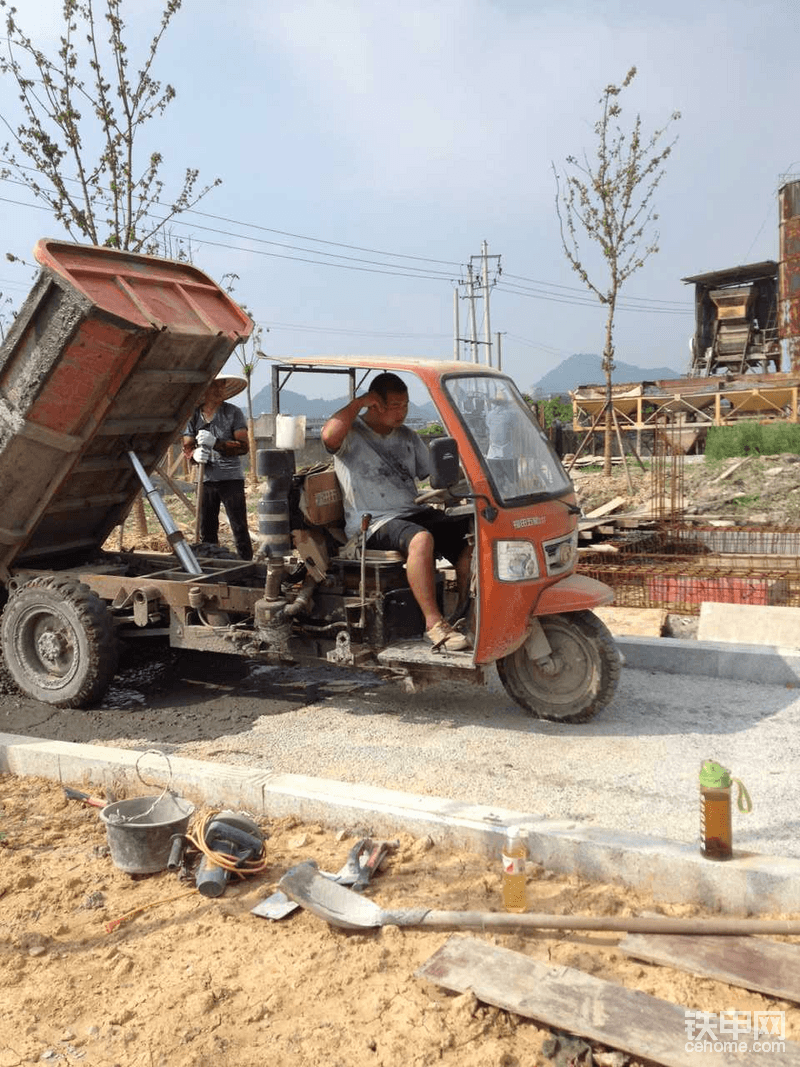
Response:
[554,67,680,474]
[0,0,220,253]
[221,272,266,487]
[234,327,267,488]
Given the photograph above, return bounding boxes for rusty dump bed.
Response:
[0,240,252,576]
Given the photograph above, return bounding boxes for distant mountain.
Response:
[531,353,684,396]
[242,385,438,421]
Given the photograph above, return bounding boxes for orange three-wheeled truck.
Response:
[0,241,620,721]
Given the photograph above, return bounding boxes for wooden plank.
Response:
[620,932,800,1002]
[584,495,628,519]
[416,936,800,1067]
[709,457,750,485]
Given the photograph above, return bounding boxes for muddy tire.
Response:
[1,576,118,708]
[496,610,620,723]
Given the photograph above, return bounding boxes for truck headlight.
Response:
[494,540,540,582]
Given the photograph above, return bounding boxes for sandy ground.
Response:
[1,775,799,1067]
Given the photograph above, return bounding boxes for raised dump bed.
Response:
[0,239,252,577]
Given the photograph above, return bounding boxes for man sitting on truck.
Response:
[321,372,472,652]
[183,372,253,561]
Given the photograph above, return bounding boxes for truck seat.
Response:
[297,467,405,565]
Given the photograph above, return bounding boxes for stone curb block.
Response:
[617,635,800,685]
[2,733,799,915]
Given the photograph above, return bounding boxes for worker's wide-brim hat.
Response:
[210,372,248,399]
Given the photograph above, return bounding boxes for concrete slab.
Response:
[2,732,799,916]
[698,602,800,649]
[616,634,800,684]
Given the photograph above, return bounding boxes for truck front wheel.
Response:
[1,577,118,708]
[497,610,620,723]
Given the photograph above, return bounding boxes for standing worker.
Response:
[182,371,253,561]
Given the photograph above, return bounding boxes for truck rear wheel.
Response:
[1,577,118,708]
[497,610,620,723]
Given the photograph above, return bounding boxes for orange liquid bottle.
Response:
[699,760,752,861]
[502,826,528,913]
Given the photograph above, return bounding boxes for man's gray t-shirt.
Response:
[184,402,247,483]
[330,417,430,540]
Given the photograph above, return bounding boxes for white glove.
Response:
[193,446,213,464]
[196,429,217,449]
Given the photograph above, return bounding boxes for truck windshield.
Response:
[442,374,572,504]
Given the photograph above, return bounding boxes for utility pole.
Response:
[495,331,503,371]
[453,287,460,360]
[454,245,502,364]
[481,240,492,366]
[467,264,479,363]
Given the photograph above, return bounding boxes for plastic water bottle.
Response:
[502,826,528,913]
[699,760,752,861]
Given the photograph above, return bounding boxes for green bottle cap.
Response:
[699,760,753,812]
[699,760,731,788]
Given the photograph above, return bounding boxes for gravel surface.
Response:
[2,644,794,861]
[173,662,799,860]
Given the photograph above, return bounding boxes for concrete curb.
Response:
[2,732,799,916]
[617,635,800,685]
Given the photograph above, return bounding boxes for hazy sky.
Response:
[1,0,798,401]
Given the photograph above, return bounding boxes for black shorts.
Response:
[366,507,470,567]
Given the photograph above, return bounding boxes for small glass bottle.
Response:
[699,760,752,861]
[502,825,528,913]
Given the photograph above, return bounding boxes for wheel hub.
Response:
[533,653,562,677]
[36,628,68,666]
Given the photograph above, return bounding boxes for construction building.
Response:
[570,177,800,451]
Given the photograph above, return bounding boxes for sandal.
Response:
[425,619,471,653]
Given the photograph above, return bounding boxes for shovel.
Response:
[253,839,396,920]
[278,862,800,936]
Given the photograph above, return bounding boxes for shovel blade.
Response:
[279,861,385,931]
[251,890,300,920]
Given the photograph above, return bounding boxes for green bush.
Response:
[419,422,445,437]
[538,397,573,429]
[705,423,800,461]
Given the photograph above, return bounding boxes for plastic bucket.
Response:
[275,414,306,451]
[100,794,195,874]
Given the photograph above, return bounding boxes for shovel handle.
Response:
[63,786,105,809]
[194,461,206,544]
[409,911,800,936]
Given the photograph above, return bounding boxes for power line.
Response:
[504,333,565,356]
[184,206,462,267]
[262,320,450,339]
[0,172,692,316]
[0,167,463,274]
[176,234,458,282]
[497,282,693,316]
[0,180,462,281]
[502,270,691,308]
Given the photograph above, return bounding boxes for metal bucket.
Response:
[100,793,194,874]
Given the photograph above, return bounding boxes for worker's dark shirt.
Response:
[184,402,247,483]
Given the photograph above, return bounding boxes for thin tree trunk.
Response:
[602,301,616,476]
[246,379,258,488]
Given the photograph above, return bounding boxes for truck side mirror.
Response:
[429,437,460,488]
